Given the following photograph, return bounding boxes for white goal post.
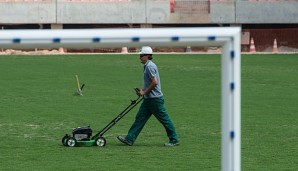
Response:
[0,27,241,171]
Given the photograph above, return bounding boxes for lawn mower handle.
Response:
[134,87,141,94]
[92,91,144,139]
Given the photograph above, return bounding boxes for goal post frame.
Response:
[0,27,241,171]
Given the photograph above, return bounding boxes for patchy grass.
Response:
[0,54,297,170]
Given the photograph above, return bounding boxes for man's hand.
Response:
[134,87,143,96]
[136,77,158,96]
[137,89,145,96]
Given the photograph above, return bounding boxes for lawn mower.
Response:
[62,88,143,147]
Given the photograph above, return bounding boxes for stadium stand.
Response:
[0,0,297,53]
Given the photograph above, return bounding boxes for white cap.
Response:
[139,46,153,54]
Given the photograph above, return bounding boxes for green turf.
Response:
[0,54,297,170]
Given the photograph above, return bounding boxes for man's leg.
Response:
[151,97,179,143]
[125,101,151,144]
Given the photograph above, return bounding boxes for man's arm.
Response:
[138,77,157,96]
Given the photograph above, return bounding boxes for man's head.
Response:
[139,46,153,62]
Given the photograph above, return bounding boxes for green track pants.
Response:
[125,96,179,144]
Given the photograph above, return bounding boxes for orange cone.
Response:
[121,47,128,53]
[249,38,256,53]
[59,47,65,53]
[272,38,278,53]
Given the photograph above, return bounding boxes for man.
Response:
[117,46,179,147]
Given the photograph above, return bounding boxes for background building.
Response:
[0,0,297,52]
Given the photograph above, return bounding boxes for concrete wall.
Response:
[236,2,298,23]
[210,1,235,23]
[0,0,297,24]
[57,1,147,23]
[0,2,56,23]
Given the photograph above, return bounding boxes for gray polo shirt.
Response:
[143,60,163,99]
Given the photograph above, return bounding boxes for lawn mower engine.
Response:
[72,126,92,141]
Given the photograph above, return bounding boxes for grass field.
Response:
[0,54,297,170]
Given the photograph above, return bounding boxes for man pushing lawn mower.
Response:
[117,46,179,147]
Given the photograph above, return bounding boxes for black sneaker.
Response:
[164,142,180,147]
[117,136,133,146]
